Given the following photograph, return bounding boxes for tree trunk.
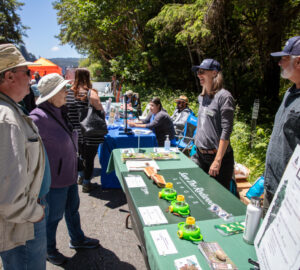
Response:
[261,0,285,105]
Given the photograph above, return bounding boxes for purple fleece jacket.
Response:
[30,101,78,188]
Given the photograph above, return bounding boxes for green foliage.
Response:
[231,114,272,184]
[78,58,90,68]
[52,0,299,185]
[147,0,211,45]
[0,0,28,44]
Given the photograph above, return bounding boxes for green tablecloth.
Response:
[107,148,199,190]
[144,216,257,270]
[121,167,246,225]
[108,148,255,269]
[100,95,116,102]
[119,167,247,269]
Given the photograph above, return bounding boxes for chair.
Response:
[139,103,150,121]
[175,113,198,155]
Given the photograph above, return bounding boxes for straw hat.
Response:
[175,95,188,104]
[36,73,70,105]
[125,90,133,96]
[0,44,39,73]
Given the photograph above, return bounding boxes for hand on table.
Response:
[209,159,221,177]
[128,121,135,127]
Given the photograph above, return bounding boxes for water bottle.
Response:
[243,197,262,244]
[105,98,111,114]
[164,135,170,152]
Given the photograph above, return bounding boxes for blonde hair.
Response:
[200,71,224,96]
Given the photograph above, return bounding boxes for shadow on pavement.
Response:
[59,245,137,270]
[87,184,127,209]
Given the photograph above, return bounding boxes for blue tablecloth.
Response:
[98,125,157,188]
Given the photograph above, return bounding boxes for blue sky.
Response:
[18,0,82,59]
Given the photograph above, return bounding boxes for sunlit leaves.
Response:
[0,0,27,44]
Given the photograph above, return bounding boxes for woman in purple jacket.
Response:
[30,74,99,266]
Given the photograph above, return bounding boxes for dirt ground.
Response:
[0,159,147,270]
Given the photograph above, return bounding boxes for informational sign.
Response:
[254,145,300,270]
[125,175,146,188]
[251,99,260,120]
[139,206,168,226]
[150,229,178,256]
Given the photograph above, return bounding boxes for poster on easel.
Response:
[254,144,300,270]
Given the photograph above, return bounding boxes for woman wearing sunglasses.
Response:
[191,59,235,190]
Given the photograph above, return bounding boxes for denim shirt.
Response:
[264,85,300,194]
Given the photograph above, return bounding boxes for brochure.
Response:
[126,160,159,171]
[150,229,177,256]
[214,221,245,236]
[174,255,202,270]
[138,206,168,226]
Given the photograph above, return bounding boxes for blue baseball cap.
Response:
[192,59,221,72]
[271,36,300,57]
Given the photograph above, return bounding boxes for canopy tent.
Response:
[28,57,62,78]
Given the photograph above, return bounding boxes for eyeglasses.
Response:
[177,101,185,105]
[13,69,31,77]
[197,69,206,75]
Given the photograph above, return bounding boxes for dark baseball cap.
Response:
[191,58,221,72]
[270,36,300,57]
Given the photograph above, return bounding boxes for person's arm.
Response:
[144,111,165,129]
[209,139,229,177]
[0,122,44,223]
[209,94,235,177]
[89,89,104,111]
[129,122,147,128]
[174,109,190,132]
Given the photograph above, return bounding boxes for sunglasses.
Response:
[13,69,31,77]
[197,69,206,75]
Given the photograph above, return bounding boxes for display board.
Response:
[255,145,300,270]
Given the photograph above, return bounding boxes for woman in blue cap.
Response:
[191,59,235,190]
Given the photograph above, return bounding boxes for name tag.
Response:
[204,108,215,117]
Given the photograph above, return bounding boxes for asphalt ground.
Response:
[0,157,147,270]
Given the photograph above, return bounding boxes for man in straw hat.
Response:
[0,44,48,269]
[171,95,192,135]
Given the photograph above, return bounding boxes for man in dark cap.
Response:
[263,36,300,215]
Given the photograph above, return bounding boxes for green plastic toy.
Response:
[158,182,177,201]
[177,217,203,242]
[169,195,190,216]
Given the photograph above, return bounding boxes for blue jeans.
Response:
[0,199,47,270]
[46,184,85,253]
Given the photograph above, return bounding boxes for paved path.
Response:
[1,159,147,270]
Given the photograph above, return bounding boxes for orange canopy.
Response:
[28,57,62,78]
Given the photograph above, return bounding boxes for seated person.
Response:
[129,97,175,146]
[126,90,142,115]
[171,95,192,135]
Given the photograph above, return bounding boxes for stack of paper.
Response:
[126,160,159,171]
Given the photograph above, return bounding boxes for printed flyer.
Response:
[254,145,300,270]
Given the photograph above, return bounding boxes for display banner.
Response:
[255,145,300,270]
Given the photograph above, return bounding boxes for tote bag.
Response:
[80,90,108,138]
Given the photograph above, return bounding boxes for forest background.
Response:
[2,0,300,183]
